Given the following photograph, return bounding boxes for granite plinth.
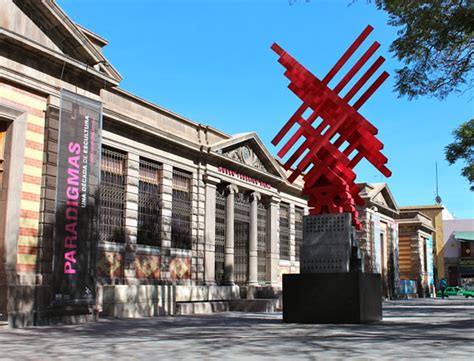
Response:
[283,272,382,324]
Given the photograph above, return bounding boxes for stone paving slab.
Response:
[0,298,473,360]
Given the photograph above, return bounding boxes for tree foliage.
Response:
[366,1,474,190]
[445,119,474,190]
[373,0,473,100]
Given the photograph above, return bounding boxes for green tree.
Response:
[445,119,474,190]
[367,0,473,188]
[373,0,473,100]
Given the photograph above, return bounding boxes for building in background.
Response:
[443,219,474,286]
[357,183,400,299]
[400,205,445,284]
[397,210,435,297]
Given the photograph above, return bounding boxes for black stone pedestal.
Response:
[283,272,382,324]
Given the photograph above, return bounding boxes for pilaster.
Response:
[266,196,281,286]
[203,174,220,285]
[191,170,205,282]
[160,163,173,280]
[124,152,139,282]
[289,203,296,264]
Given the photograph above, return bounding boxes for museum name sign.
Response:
[218,166,272,189]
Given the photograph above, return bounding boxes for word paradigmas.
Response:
[63,142,81,274]
[218,166,271,189]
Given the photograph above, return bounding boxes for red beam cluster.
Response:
[271,25,391,230]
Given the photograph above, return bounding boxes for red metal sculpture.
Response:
[271,25,391,230]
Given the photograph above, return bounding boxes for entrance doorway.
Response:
[234,193,250,285]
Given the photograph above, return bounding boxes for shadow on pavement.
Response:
[0,299,473,360]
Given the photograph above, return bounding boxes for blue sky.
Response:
[58,0,473,219]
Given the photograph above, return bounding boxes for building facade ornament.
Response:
[225,183,239,196]
[221,145,268,172]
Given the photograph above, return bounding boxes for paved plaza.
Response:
[0,298,473,360]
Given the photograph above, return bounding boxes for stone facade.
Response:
[0,0,309,326]
[0,0,405,326]
[357,183,400,299]
[396,210,435,297]
[400,205,445,281]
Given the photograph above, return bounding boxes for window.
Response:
[137,158,162,246]
[295,207,304,260]
[99,147,126,243]
[279,203,290,260]
[171,168,192,249]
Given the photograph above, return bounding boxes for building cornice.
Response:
[33,0,122,81]
[110,87,230,141]
[75,24,109,48]
[400,205,444,211]
[0,28,120,87]
[396,219,435,234]
[103,107,303,195]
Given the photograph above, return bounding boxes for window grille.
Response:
[295,207,304,261]
[234,193,250,285]
[99,147,126,243]
[215,187,226,284]
[279,203,290,260]
[171,168,192,249]
[137,158,162,246]
[257,201,267,283]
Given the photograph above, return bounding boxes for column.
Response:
[124,152,139,283]
[266,196,281,286]
[248,192,260,286]
[203,174,221,285]
[223,184,238,285]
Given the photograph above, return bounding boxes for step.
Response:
[228,299,281,313]
[175,301,229,315]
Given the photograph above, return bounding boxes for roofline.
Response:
[45,0,123,81]
[396,219,435,233]
[0,28,120,87]
[76,24,109,47]
[399,209,433,222]
[400,205,444,211]
[111,87,232,139]
[358,182,400,213]
[444,218,474,223]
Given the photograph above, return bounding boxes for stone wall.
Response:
[0,83,48,326]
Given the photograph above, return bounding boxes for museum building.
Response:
[0,0,400,326]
